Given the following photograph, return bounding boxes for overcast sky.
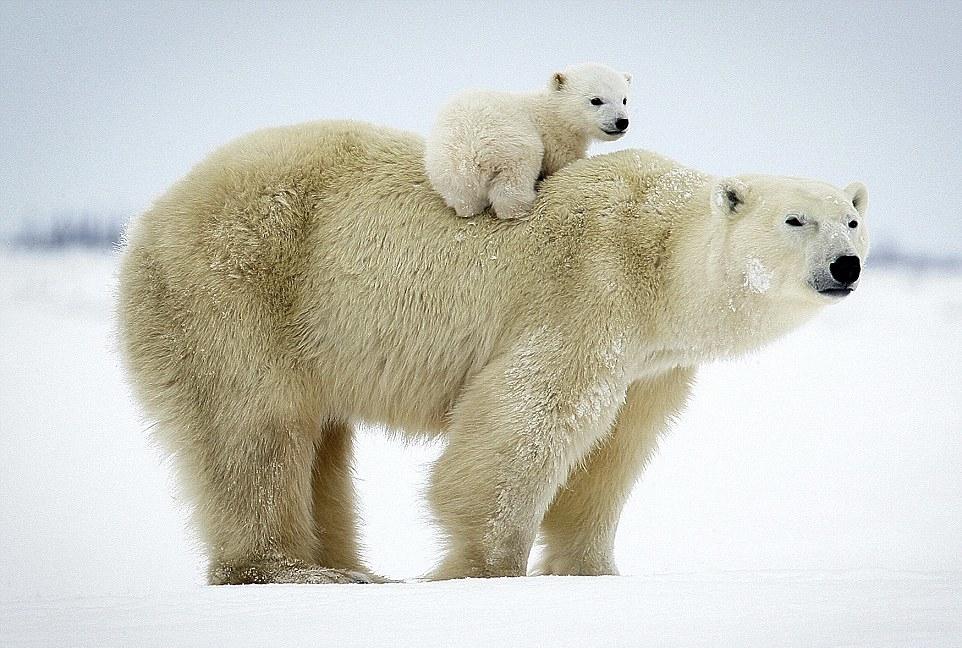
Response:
[1,0,960,255]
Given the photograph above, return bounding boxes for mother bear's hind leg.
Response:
[199,413,372,585]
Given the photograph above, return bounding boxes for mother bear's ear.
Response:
[550,72,566,91]
[844,182,868,216]
[711,178,751,219]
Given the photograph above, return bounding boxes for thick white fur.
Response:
[425,63,631,220]
[118,121,868,584]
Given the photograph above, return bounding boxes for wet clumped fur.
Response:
[118,120,868,584]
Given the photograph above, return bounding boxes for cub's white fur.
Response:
[118,121,868,585]
[425,63,631,219]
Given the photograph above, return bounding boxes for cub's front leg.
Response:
[427,331,627,579]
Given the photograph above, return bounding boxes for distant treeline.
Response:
[7,211,127,249]
[867,244,962,272]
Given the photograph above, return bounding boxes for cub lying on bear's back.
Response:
[425,62,632,220]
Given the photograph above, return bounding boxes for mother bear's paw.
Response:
[533,552,620,577]
[209,558,382,585]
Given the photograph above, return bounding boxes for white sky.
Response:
[1,0,960,255]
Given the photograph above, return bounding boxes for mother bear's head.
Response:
[709,175,869,305]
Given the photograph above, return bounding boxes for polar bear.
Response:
[118,120,868,585]
[425,63,631,220]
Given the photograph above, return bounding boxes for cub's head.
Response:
[710,175,869,305]
[549,63,631,141]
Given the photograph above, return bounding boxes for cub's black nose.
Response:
[615,118,629,131]
[830,255,861,285]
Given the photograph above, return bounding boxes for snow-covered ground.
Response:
[1,249,961,646]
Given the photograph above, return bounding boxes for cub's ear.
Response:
[550,72,566,91]
[844,181,868,216]
[623,72,632,85]
[711,178,750,218]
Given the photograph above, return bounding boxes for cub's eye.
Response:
[622,97,627,105]
[785,216,804,227]
[848,220,858,228]
[590,97,604,106]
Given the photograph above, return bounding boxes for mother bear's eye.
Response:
[848,220,858,228]
[590,97,604,106]
[785,216,804,227]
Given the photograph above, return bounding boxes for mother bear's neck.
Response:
[653,200,818,362]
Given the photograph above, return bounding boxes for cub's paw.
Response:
[491,203,534,221]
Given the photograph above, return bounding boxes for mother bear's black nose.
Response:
[615,118,629,131]
[830,255,861,285]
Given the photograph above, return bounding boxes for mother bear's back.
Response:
[119,121,549,434]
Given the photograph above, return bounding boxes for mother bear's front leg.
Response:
[427,330,627,579]
[536,367,695,576]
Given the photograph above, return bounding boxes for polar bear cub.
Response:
[425,63,631,220]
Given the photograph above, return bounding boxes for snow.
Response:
[1,249,961,646]
[743,256,773,293]
[3,573,959,648]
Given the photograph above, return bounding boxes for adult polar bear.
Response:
[118,120,868,585]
